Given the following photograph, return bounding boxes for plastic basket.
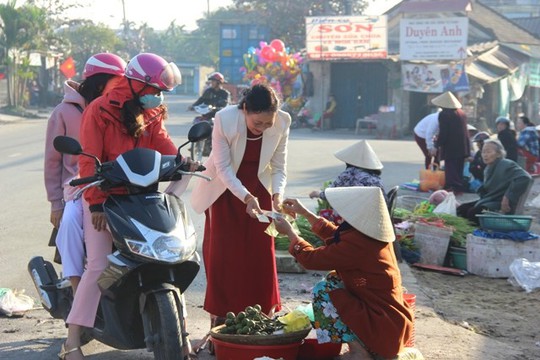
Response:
[476,214,533,232]
[212,337,301,360]
[413,222,453,266]
[396,195,429,212]
[210,325,310,345]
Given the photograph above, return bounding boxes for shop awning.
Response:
[476,45,529,71]
[465,61,507,83]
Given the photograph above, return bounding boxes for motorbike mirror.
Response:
[188,121,212,143]
[53,136,82,155]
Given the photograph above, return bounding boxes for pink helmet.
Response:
[125,53,182,91]
[83,53,127,79]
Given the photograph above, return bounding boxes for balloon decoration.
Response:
[240,39,304,113]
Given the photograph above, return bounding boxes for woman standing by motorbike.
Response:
[44,53,126,295]
[59,53,189,360]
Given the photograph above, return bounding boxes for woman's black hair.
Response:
[78,73,116,104]
[519,115,535,127]
[345,163,382,176]
[237,83,279,113]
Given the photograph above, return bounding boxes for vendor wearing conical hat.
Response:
[274,187,414,359]
[309,140,385,200]
[431,91,470,193]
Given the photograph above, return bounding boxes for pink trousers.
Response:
[66,199,112,328]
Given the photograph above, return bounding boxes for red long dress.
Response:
[202,129,280,317]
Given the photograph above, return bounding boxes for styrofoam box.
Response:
[466,234,540,278]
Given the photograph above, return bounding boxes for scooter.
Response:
[28,122,212,360]
[189,104,216,162]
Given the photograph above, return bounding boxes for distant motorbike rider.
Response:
[187,72,230,117]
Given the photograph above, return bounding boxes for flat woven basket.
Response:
[210,324,311,345]
[476,214,533,232]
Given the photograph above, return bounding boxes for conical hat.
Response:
[334,140,383,170]
[325,187,394,243]
[431,91,462,109]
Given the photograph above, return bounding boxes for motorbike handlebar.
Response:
[70,175,100,186]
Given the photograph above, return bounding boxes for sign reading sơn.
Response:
[305,16,388,60]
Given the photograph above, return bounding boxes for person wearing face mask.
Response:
[44,53,127,296]
[58,53,196,360]
[190,83,291,352]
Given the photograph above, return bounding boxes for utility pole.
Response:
[121,0,128,39]
[207,0,210,17]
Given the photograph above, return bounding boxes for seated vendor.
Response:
[274,187,414,359]
[457,139,533,225]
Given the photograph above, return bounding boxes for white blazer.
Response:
[190,105,291,214]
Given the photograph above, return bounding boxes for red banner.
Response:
[59,57,76,79]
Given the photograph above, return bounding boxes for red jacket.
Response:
[79,77,177,209]
[289,218,413,358]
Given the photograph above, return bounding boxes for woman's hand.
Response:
[308,190,320,199]
[272,193,282,212]
[50,209,63,228]
[245,195,262,218]
[273,216,295,237]
[91,212,108,231]
[500,196,511,214]
[281,198,310,218]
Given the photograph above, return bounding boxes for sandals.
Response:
[58,341,83,360]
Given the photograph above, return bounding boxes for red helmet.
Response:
[208,72,225,83]
[125,53,182,91]
[83,53,127,79]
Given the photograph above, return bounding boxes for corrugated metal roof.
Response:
[469,1,540,45]
[476,45,529,70]
[465,61,507,83]
[512,17,540,37]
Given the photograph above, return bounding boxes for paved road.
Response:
[0,95,425,359]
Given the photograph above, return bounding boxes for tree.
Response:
[0,1,50,108]
[231,0,370,50]
[60,22,124,76]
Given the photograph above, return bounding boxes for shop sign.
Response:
[305,15,387,60]
[400,17,468,60]
[529,60,540,88]
[402,62,469,93]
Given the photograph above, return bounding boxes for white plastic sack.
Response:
[508,258,540,293]
[0,288,35,316]
[433,192,457,216]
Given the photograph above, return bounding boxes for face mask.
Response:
[139,93,164,109]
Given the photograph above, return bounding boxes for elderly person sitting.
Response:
[274,187,415,360]
[457,139,533,224]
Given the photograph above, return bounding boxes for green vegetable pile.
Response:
[393,209,476,248]
[219,304,284,335]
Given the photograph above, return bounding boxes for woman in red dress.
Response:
[190,84,291,335]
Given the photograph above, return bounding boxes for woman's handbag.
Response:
[419,163,445,192]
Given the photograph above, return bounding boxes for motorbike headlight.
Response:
[126,218,197,263]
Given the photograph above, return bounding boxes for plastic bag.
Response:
[0,288,35,317]
[433,192,457,216]
[508,258,540,293]
[419,164,445,192]
[277,309,311,333]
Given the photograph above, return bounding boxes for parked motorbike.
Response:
[189,104,217,162]
[28,122,212,360]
